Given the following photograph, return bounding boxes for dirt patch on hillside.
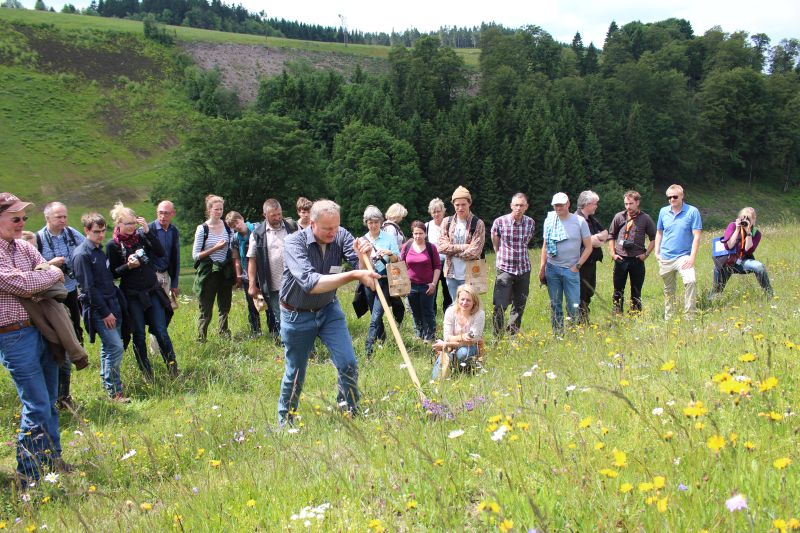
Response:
[181,42,389,103]
[16,26,162,86]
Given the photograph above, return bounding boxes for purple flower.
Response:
[678,483,688,491]
[192,487,199,495]
[725,493,747,512]
[422,399,454,420]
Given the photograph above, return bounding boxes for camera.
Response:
[740,217,750,228]
[60,263,75,280]
[134,248,149,264]
[622,238,636,251]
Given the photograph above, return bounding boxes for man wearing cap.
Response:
[490,192,535,336]
[36,201,86,409]
[654,184,702,320]
[277,199,378,427]
[0,192,70,485]
[539,192,593,334]
[438,186,486,301]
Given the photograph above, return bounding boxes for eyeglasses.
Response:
[10,216,28,223]
[667,195,679,200]
[90,229,106,235]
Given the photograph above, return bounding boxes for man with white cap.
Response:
[539,192,592,334]
[438,185,486,301]
[0,192,71,486]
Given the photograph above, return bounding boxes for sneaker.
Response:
[110,392,131,404]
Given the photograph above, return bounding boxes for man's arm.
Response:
[682,229,702,269]
[653,230,663,261]
[490,219,500,253]
[72,250,111,318]
[460,219,485,260]
[538,245,547,282]
[572,236,593,272]
[247,257,259,298]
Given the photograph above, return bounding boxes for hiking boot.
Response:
[110,392,131,404]
[167,361,180,378]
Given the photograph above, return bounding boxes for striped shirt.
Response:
[37,226,85,292]
[0,238,62,327]
[491,214,535,275]
[280,226,358,310]
[192,224,231,264]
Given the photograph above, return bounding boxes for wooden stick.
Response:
[359,252,426,401]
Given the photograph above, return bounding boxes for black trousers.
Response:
[578,261,598,323]
[612,257,646,313]
[58,288,84,400]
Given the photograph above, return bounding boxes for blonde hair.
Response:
[110,201,136,225]
[205,194,224,216]
[385,203,408,222]
[455,284,482,316]
[666,184,684,195]
[738,207,757,223]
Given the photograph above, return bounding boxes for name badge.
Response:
[329,265,343,274]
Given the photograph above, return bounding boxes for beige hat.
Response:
[451,186,472,204]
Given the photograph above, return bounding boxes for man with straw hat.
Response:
[438,185,485,302]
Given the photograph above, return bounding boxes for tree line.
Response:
[154,18,800,238]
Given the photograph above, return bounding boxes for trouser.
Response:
[712,259,773,297]
[150,271,175,354]
[408,282,436,340]
[492,269,531,335]
[578,261,598,323]
[91,312,125,396]
[545,262,581,334]
[436,272,452,314]
[432,344,479,379]
[446,277,466,303]
[365,278,389,355]
[128,291,177,378]
[612,256,647,314]
[659,256,696,320]
[58,288,84,400]
[242,285,262,335]
[197,271,234,341]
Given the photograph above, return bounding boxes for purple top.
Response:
[722,222,760,257]
[403,242,442,284]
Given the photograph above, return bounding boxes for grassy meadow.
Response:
[0,222,798,531]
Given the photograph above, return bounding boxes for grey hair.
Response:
[385,203,407,221]
[362,205,384,226]
[263,198,282,213]
[577,190,599,209]
[427,198,445,216]
[310,199,340,222]
[43,201,66,218]
[511,192,528,203]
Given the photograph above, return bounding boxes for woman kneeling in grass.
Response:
[432,283,484,379]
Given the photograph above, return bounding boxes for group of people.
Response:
[0,183,774,485]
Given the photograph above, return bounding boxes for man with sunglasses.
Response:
[0,192,70,486]
[654,184,702,320]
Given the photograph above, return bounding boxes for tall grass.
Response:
[0,225,797,530]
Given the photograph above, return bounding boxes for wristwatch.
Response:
[575,262,583,270]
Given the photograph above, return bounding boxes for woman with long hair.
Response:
[432,284,484,379]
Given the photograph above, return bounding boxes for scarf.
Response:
[543,211,568,257]
[113,226,140,251]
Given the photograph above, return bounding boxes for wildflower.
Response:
[759,377,779,392]
[657,496,668,513]
[195,448,205,458]
[491,425,509,442]
[499,518,514,532]
[683,401,708,418]
[739,352,757,362]
[707,435,726,453]
[120,449,137,461]
[594,442,605,450]
[517,423,530,431]
[579,416,592,428]
[367,518,384,532]
[546,371,556,380]
[619,379,630,387]
[140,502,153,511]
[448,429,465,439]
[88,486,96,493]
[43,473,59,484]
[477,500,500,513]
[653,476,665,489]
[773,457,792,470]
[287,428,300,434]
[246,499,256,507]
[209,460,221,468]
[612,449,627,468]
[725,493,747,512]
[433,458,444,466]
[638,482,654,493]
[651,407,664,416]
[663,431,674,441]
[406,500,417,510]
[660,360,676,371]
[599,469,618,478]
[744,441,756,450]
[619,483,633,493]
[718,379,750,395]
[678,483,688,491]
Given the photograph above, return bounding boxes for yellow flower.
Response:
[367,518,385,532]
[477,500,500,513]
[707,435,726,453]
[517,422,530,431]
[657,496,668,513]
[759,377,779,392]
[719,379,751,395]
[567,442,576,449]
[712,372,732,383]
[759,411,784,421]
[774,519,788,533]
[246,499,256,507]
[619,483,633,493]
[499,518,514,532]
[612,449,627,468]
[433,458,444,466]
[739,352,757,362]
[729,433,738,446]
[488,414,503,424]
[788,518,800,529]
[406,500,417,510]
[579,416,592,428]
[653,476,665,489]
[140,502,153,511]
[619,379,630,387]
[773,457,792,470]
[744,441,757,450]
[683,401,708,418]
[209,459,221,468]
[41,496,50,503]
[599,468,618,478]
[195,448,205,458]
[638,482,654,493]
[663,431,674,441]
[660,360,676,371]
[0,521,5,529]
[594,442,605,451]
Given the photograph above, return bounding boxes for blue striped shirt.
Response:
[37,226,85,292]
[280,226,358,309]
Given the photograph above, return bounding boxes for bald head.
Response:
[156,200,176,229]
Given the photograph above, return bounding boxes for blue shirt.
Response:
[233,222,256,272]
[37,226,85,292]
[280,226,359,309]
[363,230,400,275]
[657,203,702,260]
[148,221,180,289]
[73,240,119,318]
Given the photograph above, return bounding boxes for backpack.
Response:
[195,222,233,268]
[36,227,79,254]
[443,215,485,259]
[401,240,436,270]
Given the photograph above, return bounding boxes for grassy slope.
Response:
[0,226,797,530]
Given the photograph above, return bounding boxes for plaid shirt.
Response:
[0,238,62,327]
[491,214,535,275]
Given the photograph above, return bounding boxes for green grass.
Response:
[0,225,797,530]
[0,9,480,66]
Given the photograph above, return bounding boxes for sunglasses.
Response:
[10,216,28,223]
[667,195,679,200]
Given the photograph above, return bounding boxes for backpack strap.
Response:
[200,223,210,250]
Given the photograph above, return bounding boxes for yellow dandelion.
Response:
[579,416,592,428]
[707,435,726,453]
[729,433,738,446]
[140,502,153,511]
[773,457,792,470]
[433,458,444,466]
[499,518,514,532]
[660,360,676,371]
[619,483,633,493]
[246,499,256,507]
[638,482,654,493]
[657,496,668,513]
[209,459,221,468]
[619,379,630,387]
[367,518,385,532]
[759,377,778,392]
[653,476,666,489]
[712,372,732,383]
[406,500,418,510]
[739,352,757,362]
[477,500,501,513]
[88,485,97,493]
[599,468,618,478]
[683,401,708,418]
[663,431,674,441]
[744,441,756,450]
[195,448,205,458]
[612,449,627,468]
[594,442,605,451]
[774,519,788,533]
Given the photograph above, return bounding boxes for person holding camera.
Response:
[608,190,657,315]
[35,201,86,409]
[107,202,178,380]
[710,207,773,298]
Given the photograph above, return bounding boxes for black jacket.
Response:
[251,219,297,296]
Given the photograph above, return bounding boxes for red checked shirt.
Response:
[491,214,535,275]
[0,238,62,327]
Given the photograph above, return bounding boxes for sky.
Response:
[21,0,799,47]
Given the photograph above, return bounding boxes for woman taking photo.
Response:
[192,194,234,342]
[432,284,484,379]
[361,205,400,358]
[107,202,178,379]
[402,221,441,342]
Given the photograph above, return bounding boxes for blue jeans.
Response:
[365,278,389,355]
[0,325,61,478]
[128,291,176,377]
[545,262,581,333]
[432,344,478,379]
[446,277,465,303]
[278,300,359,422]
[243,286,262,335]
[91,313,125,396]
[408,283,436,340]
[713,259,773,297]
